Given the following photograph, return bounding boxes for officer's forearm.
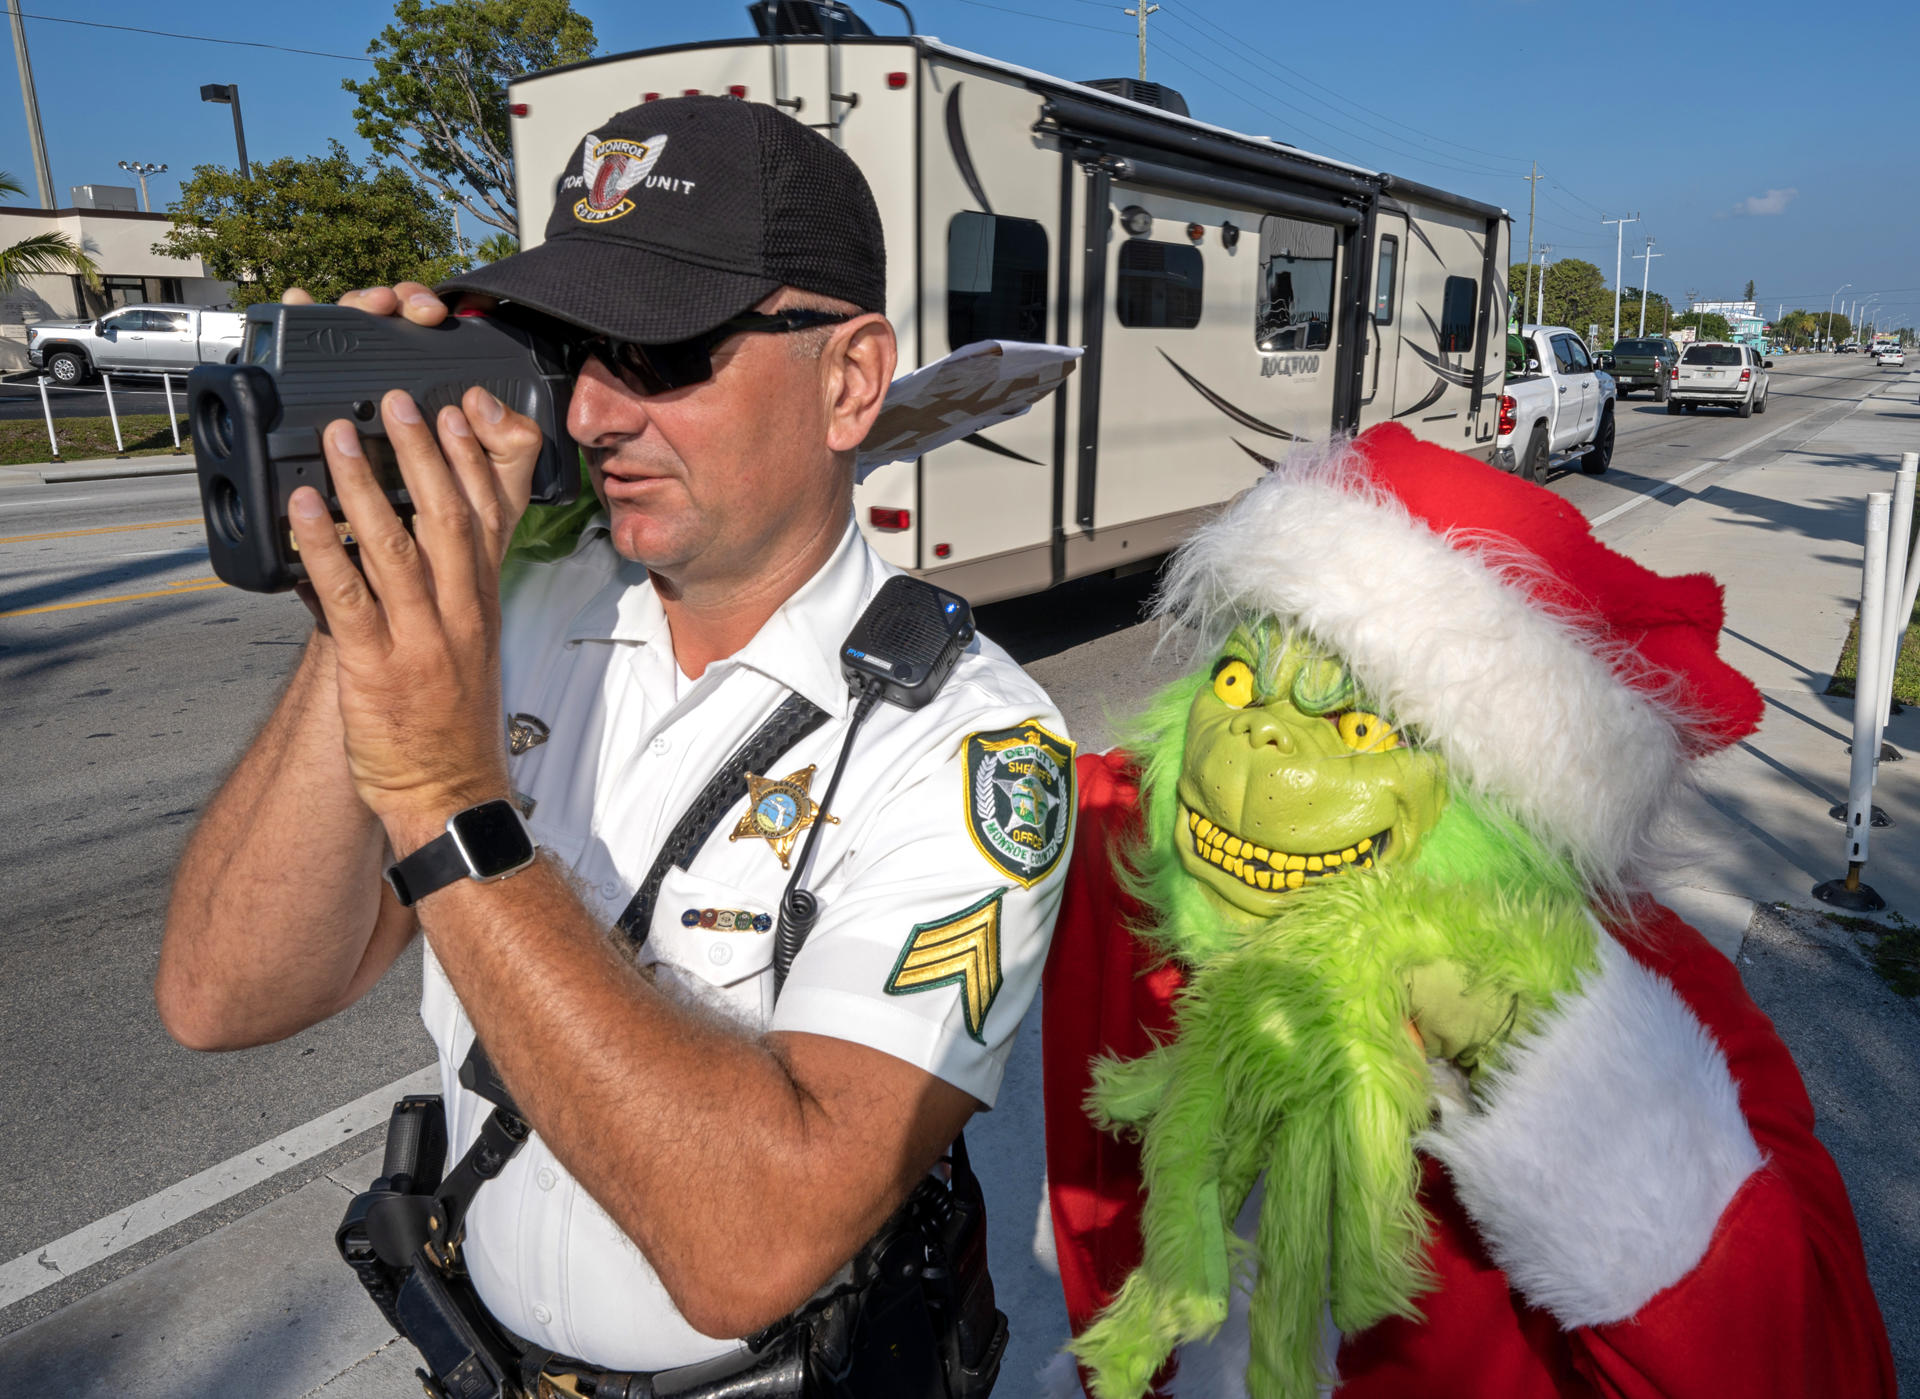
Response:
[410,850,953,1340]
[156,634,409,1050]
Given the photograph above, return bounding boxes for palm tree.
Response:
[0,171,100,290]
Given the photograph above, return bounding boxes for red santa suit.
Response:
[1044,748,1897,1399]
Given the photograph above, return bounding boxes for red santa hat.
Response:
[1155,422,1763,888]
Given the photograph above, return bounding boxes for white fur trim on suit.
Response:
[1420,932,1762,1328]
[1155,442,1712,888]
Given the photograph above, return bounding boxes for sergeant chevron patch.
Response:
[884,889,1007,1043]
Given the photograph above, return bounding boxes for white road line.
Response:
[0,1064,437,1310]
[1589,408,1828,529]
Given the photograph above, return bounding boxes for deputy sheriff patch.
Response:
[885,889,1006,1043]
[962,720,1074,888]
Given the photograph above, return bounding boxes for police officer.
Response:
[155,97,1073,1382]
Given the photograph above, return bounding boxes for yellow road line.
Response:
[0,518,201,545]
[0,576,226,620]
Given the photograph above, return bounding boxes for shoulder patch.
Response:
[885,889,1006,1043]
[962,719,1075,888]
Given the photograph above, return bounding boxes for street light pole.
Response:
[5,0,53,207]
[1827,282,1850,350]
[117,160,168,212]
[1637,237,1663,337]
[199,83,250,178]
[1602,213,1639,345]
[1535,245,1551,325]
[1122,2,1158,81]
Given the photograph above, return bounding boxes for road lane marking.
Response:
[1589,404,1846,530]
[0,576,226,619]
[0,517,199,545]
[0,1065,437,1309]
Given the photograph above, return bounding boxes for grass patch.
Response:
[1810,908,1920,998]
[1828,606,1920,706]
[0,412,190,467]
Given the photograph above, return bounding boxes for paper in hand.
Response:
[855,340,1083,483]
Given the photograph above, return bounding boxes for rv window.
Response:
[1255,215,1335,350]
[1374,236,1398,324]
[1439,275,1477,353]
[1116,239,1204,329]
[946,212,1050,350]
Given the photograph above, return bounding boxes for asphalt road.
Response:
[0,352,1901,1340]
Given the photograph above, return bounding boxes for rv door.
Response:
[1357,210,1406,432]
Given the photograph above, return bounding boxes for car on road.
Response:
[1881,347,1906,369]
[1668,341,1770,418]
[27,304,244,387]
[1495,324,1617,481]
[1600,336,1679,400]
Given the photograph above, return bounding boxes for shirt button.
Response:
[600,879,620,900]
[708,942,733,967]
[532,1302,553,1326]
[537,1166,557,1191]
[650,735,672,756]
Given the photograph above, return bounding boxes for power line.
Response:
[950,0,1132,35]
[10,9,372,62]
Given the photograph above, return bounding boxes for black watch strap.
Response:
[385,832,471,908]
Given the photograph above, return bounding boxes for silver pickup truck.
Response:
[27,303,245,385]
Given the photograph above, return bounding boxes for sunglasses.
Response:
[557,308,857,396]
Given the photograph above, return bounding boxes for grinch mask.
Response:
[1175,629,1447,916]
[1072,625,1596,1399]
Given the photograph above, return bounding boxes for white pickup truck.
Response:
[27,303,245,386]
[1493,324,1617,481]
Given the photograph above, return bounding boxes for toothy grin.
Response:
[1184,808,1388,892]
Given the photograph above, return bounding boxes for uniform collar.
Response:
[560,516,871,721]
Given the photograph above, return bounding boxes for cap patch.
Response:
[570,133,670,224]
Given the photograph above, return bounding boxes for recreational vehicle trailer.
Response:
[507,14,1510,603]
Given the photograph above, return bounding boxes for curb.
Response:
[37,459,196,484]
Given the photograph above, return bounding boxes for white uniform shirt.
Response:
[418,518,1074,1372]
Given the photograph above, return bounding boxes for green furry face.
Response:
[1175,629,1448,917]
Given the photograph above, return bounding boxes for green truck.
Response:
[1600,336,1680,400]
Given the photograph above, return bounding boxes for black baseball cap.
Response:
[440,95,886,343]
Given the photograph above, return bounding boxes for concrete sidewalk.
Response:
[6,378,1916,1396]
[0,454,196,486]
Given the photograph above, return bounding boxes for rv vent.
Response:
[747,1,875,39]
[1079,77,1189,117]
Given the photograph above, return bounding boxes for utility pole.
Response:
[1637,237,1662,336]
[6,0,53,207]
[1535,245,1551,325]
[1522,163,1542,322]
[1123,3,1158,82]
[1602,212,1639,345]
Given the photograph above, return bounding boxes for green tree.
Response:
[1744,279,1755,302]
[0,171,100,291]
[1508,258,1612,339]
[1672,311,1733,341]
[474,231,518,265]
[344,0,596,237]
[155,142,460,305]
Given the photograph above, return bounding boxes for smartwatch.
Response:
[384,798,538,908]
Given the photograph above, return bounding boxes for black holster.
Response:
[339,1096,1006,1399]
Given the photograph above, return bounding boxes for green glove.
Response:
[1404,960,1519,1077]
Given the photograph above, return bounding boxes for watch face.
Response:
[449,800,537,879]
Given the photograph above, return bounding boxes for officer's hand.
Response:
[287,375,544,837]
[1404,960,1518,1078]
[284,281,452,326]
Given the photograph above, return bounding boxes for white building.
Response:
[0,187,234,368]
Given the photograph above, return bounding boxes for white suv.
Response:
[1667,342,1770,418]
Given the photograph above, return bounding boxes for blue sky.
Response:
[5,0,1916,329]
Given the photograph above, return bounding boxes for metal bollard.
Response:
[161,373,184,454]
[1815,491,1891,911]
[101,373,127,457]
[36,375,59,460]
[1879,451,1919,735]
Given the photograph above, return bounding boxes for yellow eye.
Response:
[1212,658,1256,709]
[1336,711,1400,753]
